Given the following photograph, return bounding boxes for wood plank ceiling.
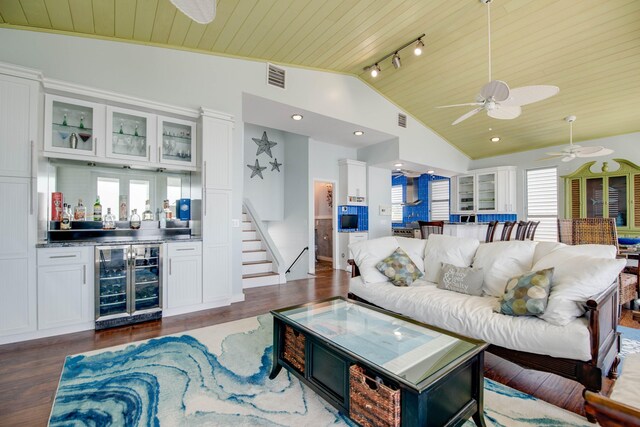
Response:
[1,0,639,159]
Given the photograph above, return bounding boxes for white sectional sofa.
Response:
[347,235,625,400]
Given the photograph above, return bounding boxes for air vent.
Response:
[398,113,407,128]
[267,63,286,89]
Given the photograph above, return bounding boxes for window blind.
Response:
[526,167,558,242]
[391,184,403,223]
[430,180,450,221]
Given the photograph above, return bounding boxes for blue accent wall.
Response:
[392,174,450,227]
[337,205,368,232]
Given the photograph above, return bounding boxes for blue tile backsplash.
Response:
[392,174,450,227]
[449,213,518,222]
[337,205,368,232]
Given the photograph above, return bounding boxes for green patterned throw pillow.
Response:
[375,247,424,286]
[500,268,554,316]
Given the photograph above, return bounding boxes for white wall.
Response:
[367,166,393,239]
[267,133,309,281]
[469,132,640,218]
[243,123,285,221]
[314,182,333,218]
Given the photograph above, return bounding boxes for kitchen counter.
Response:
[37,236,201,248]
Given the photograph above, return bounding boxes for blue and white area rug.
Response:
[50,315,613,426]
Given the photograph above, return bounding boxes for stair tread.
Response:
[243,249,266,253]
[243,260,272,265]
[242,230,257,232]
[242,239,261,242]
[243,272,278,279]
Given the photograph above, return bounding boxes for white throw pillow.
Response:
[533,246,625,326]
[532,242,565,265]
[473,241,538,297]
[349,236,399,284]
[394,236,427,273]
[423,234,480,283]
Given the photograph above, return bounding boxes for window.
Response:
[526,167,558,241]
[391,185,403,223]
[430,179,450,221]
[129,180,150,216]
[96,177,119,217]
[167,176,182,204]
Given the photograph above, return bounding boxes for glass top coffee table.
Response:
[270,297,488,427]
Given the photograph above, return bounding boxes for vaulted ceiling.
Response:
[1,0,639,159]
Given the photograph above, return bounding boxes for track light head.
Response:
[392,53,401,69]
[370,63,380,78]
[414,39,424,56]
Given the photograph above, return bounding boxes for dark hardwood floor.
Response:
[0,268,635,426]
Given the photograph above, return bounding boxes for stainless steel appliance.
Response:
[95,244,162,329]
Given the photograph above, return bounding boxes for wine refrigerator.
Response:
[95,244,162,329]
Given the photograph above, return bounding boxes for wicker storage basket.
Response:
[283,325,305,373]
[620,272,638,306]
[349,365,401,427]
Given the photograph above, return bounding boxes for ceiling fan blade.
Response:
[435,102,484,109]
[576,147,614,158]
[501,85,560,107]
[561,156,576,162]
[487,105,521,120]
[537,155,562,161]
[544,151,567,156]
[452,107,483,125]
[480,80,510,102]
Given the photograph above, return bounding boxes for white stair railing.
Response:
[242,198,286,283]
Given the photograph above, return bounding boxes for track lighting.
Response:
[392,53,401,69]
[363,33,425,78]
[414,39,424,56]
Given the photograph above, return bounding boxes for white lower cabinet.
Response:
[37,247,93,331]
[166,242,202,312]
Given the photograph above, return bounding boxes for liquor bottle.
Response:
[163,199,173,220]
[74,199,86,221]
[93,196,102,221]
[103,208,116,230]
[130,209,141,229]
[61,203,71,230]
[142,199,154,221]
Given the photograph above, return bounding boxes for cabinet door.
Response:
[457,175,475,212]
[608,175,628,227]
[585,177,604,218]
[167,255,202,308]
[476,172,496,212]
[37,263,89,329]
[44,94,104,159]
[106,106,156,163]
[0,74,37,177]
[203,189,232,303]
[158,116,196,169]
[202,114,233,190]
[348,163,367,203]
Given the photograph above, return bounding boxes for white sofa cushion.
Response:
[349,277,592,361]
[394,236,427,273]
[532,242,565,265]
[423,235,480,282]
[472,241,538,297]
[533,245,625,326]
[348,236,398,284]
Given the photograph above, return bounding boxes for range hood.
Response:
[403,176,422,206]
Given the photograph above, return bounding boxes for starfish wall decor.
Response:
[269,158,282,172]
[252,131,277,158]
[247,159,267,179]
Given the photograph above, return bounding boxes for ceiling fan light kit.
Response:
[364,34,425,78]
[436,0,559,125]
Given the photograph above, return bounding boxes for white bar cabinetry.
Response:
[165,242,203,315]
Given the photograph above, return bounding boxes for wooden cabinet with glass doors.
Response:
[563,159,640,235]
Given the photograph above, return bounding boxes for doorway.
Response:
[313,181,335,276]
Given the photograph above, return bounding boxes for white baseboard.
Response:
[0,321,94,346]
[230,293,246,303]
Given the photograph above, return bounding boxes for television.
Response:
[340,214,358,230]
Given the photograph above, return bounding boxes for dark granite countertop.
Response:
[37,236,202,248]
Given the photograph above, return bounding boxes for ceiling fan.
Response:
[540,116,613,162]
[437,0,559,125]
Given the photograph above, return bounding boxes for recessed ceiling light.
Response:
[353,130,364,136]
[395,168,402,171]
[490,136,501,143]
[291,114,303,121]
[427,170,435,174]
[394,163,403,167]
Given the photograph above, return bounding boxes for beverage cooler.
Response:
[95,244,162,329]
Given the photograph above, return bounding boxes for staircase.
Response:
[242,211,283,288]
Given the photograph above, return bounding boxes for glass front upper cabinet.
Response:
[157,116,197,168]
[44,94,105,157]
[476,172,496,212]
[106,107,156,162]
[457,175,475,211]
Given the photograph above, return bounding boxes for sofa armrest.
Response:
[584,280,619,369]
[347,259,360,278]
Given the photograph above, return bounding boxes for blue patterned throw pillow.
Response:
[375,247,424,286]
[501,268,554,316]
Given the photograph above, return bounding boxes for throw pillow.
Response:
[423,235,480,283]
[376,247,424,287]
[472,240,538,298]
[437,263,484,296]
[349,237,399,284]
[500,268,554,316]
